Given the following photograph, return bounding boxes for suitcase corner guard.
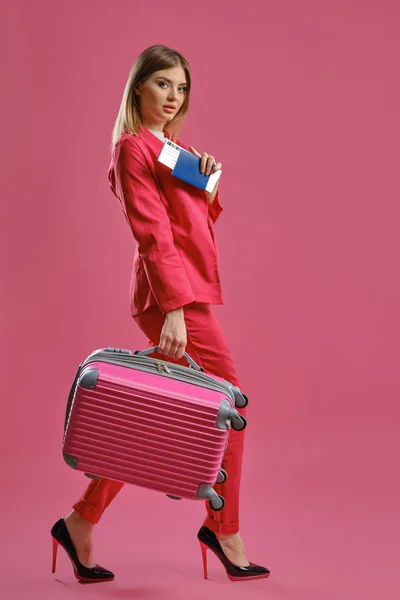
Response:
[217,399,244,430]
[63,452,78,469]
[79,369,100,389]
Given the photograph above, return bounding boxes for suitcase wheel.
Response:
[231,414,247,432]
[216,469,228,484]
[240,393,249,408]
[234,391,249,408]
[209,495,225,512]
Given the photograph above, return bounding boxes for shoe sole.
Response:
[74,571,115,584]
[227,572,270,582]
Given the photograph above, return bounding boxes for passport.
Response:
[158,139,222,193]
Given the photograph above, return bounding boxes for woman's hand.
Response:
[188,146,222,205]
[159,307,187,359]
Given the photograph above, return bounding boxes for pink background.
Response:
[1,1,399,598]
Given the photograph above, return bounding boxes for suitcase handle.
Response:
[134,346,204,372]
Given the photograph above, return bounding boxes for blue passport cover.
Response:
[171,149,209,190]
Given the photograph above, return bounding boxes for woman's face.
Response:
[136,66,188,129]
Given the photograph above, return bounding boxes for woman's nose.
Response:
[167,89,178,100]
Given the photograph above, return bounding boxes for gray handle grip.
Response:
[134,346,203,372]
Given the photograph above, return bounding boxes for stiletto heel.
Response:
[50,517,114,583]
[200,542,208,579]
[52,537,58,573]
[197,526,270,582]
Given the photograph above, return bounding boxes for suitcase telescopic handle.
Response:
[134,346,204,372]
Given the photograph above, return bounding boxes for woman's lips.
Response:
[163,106,175,113]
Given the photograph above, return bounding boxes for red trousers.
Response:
[72,303,246,534]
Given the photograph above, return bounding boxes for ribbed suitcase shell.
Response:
[63,358,235,503]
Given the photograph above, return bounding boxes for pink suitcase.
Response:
[62,346,248,511]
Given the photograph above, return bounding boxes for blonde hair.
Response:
[111,45,191,149]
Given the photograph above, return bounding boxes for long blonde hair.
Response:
[111,45,191,149]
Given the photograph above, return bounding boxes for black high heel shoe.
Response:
[197,525,270,582]
[51,517,114,583]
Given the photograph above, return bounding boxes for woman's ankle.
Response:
[65,510,94,529]
[217,531,239,540]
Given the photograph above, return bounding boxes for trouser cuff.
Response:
[72,501,102,524]
[203,516,240,534]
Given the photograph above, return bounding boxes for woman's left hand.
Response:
[188,146,222,205]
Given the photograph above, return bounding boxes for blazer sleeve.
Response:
[113,137,196,314]
[175,137,224,224]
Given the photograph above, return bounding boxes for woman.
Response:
[51,45,270,583]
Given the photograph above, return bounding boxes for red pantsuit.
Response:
[72,126,246,534]
[72,303,246,533]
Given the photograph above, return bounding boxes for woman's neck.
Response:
[142,120,165,132]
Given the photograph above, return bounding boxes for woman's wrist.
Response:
[165,307,184,318]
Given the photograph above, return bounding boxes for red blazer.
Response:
[108,127,224,316]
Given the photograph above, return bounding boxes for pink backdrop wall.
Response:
[1,1,399,599]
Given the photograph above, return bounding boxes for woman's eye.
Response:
[159,82,187,93]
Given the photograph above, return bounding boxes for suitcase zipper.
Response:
[157,361,172,374]
[128,357,223,393]
[84,353,235,403]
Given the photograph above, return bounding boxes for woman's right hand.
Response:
[159,308,187,359]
